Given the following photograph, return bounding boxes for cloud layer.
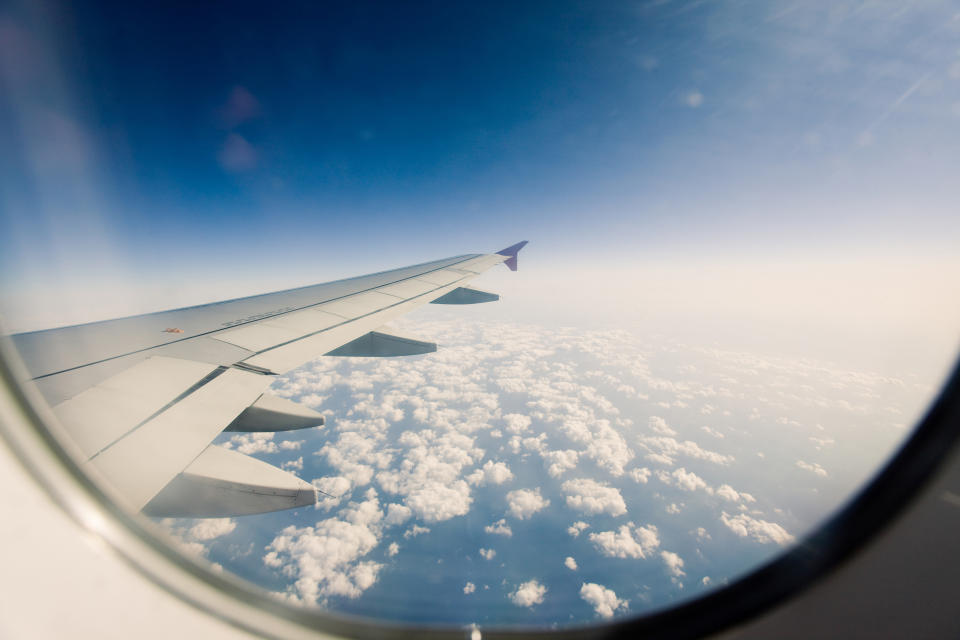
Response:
[157,315,918,623]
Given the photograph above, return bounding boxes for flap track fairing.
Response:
[430,287,500,305]
[225,393,324,432]
[142,445,317,518]
[325,330,436,357]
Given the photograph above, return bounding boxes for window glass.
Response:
[1,1,958,629]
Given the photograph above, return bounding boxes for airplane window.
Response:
[1,2,958,638]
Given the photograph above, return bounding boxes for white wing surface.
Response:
[11,242,527,517]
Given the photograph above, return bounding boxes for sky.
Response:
[2,0,959,316]
[2,0,958,369]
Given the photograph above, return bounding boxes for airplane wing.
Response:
[10,242,527,518]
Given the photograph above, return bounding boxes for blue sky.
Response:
[1,1,959,356]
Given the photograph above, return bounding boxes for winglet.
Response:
[496,240,528,271]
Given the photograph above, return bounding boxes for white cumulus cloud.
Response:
[657,467,709,492]
[721,512,795,546]
[796,460,828,477]
[661,550,686,578]
[715,484,754,503]
[281,456,304,472]
[580,582,627,618]
[226,432,277,455]
[510,580,546,608]
[403,524,430,539]
[506,488,550,520]
[467,460,515,486]
[648,416,677,436]
[375,428,482,522]
[589,522,660,559]
[504,413,532,434]
[384,503,413,526]
[562,478,627,516]
[638,436,733,467]
[543,449,580,478]
[485,518,513,537]
[187,518,236,542]
[263,493,385,604]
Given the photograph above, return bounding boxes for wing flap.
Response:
[52,356,219,457]
[86,368,272,511]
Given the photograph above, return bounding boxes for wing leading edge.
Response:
[13,243,527,517]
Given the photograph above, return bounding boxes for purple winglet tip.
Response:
[496,240,528,272]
